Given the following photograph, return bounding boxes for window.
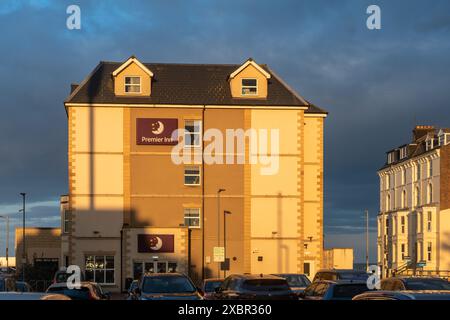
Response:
[415,187,420,207]
[124,76,141,93]
[184,166,200,185]
[401,244,406,260]
[418,212,423,233]
[402,190,407,208]
[63,210,70,234]
[427,212,432,232]
[427,184,433,204]
[439,134,445,146]
[428,161,433,178]
[426,139,434,151]
[385,175,390,189]
[400,147,408,159]
[401,216,405,234]
[427,242,432,261]
[85,255,114,284]
[184,120,201,147]
[241,79,257,95]
[387,152,394,164]
[184,208,200,228]
[386,194,391,211]
[401,168,406,185]
[416,164,421,181]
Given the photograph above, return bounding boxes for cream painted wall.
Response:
[251,239,299,273]
[73,154,123,195]
[73,107,124,153]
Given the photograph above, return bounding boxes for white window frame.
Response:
[400,147,408,159]
[184,165,201,186]
[184,208,201,229]
[241,78,258,96]
[427,211,432,232]
[63,210,70,234]
[124,76,142,93]
[85,255,115,285]
[426,139,434,151]
[184,120,202,148]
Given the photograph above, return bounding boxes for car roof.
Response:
[354,290,450,300]
[314,279,368,285]
[316,269,367,274]
[204,278,224,282]
[48,281,95,288]
[229,274,285,280]
[142,272,188,278]
[271,273,308,276]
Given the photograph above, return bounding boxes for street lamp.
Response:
[20,193,26,281]
[223,210,232,278]
[0,215,9,268]
[217,188,225,277]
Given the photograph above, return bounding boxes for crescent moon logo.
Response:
[149,236,163,251]
[151,121,165,135]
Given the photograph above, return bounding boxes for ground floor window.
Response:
[85,255,115,284]
[133,261,178,279]
[304,262,311,277]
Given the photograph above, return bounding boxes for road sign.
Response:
[213,247,225,262]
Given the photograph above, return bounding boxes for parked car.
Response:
[15,281,33,292]
[313,269,370,282]
[353,290,450,300]
[380,276,450,291]
[0,292,71,300]
[214,274,297,300]
[52,267,85,284]
[127,280,139,300]
[300,280,372,300]
[272,273,311,297]
[201,278,224,300]
[0,275,16,292]
[132,273,202,300]
[46,282,111,300]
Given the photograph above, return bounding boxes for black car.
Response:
[313,269,370,282]
[132,273,202,300]
[300,280,372,300]
[380,277,450,291]
[46,282,110,300]
[272,273,311,297]
[214,274,297,300]
[354,290,450,300]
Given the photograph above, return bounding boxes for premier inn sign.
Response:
[138,234,175,253]
[136,118,178,145]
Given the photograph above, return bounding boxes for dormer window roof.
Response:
[112,56,153,77]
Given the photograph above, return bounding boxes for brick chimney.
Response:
[413,125,435,141]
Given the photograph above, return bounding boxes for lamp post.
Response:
[217,188,225,277]
[365,209,369,272]
[223,210,232,278]
[0,215,9,268]
[20,193,26,281]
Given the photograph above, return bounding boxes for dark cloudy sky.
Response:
[1,0,450,262]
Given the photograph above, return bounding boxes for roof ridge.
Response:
[100,60,243,67]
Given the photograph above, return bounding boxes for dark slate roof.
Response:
[65,61,327,113]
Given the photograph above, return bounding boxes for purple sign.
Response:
[138,234,175,253]
[136,118,178,145]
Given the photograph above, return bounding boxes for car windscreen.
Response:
[142,276,196,294]
[338,272,369,280]
[204,281,223,292]
[281,275,311,288]
[47,286,90,300]
[333,284,371,298]
[404,279,450,290]
[242,279,290,292]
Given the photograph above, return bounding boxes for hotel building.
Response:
[62,56,327,291]
[378,126,450,277]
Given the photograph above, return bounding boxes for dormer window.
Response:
[426,138,434,151]
[241,79,258,95]
[387,152,395,164]
[400,146,408,159]
[439,133,450,146]
[124,76,141,93]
